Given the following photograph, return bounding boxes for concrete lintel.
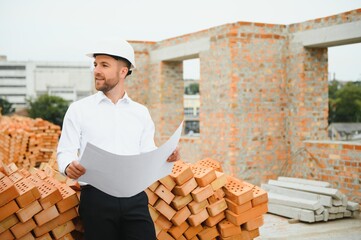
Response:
[150,37,210,62]
[267,180,343,199]
[292,20,361,48]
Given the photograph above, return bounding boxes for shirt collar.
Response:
[95,91,131,104]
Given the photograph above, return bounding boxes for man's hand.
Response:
[65,161,86,180]
[167,146,181,162]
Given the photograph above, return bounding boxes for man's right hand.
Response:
[65,161,86,180]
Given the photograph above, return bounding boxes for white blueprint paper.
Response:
[78,122,183,197]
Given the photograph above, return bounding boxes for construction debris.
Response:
[262,176,360,223]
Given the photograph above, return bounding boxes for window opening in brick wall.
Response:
[328,43,361,141]
[183,58,200,136]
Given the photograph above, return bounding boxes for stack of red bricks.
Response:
[0,161,82,240]
[146,158,268,240]
[0,115,61,170]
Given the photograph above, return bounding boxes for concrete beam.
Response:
[277,176,331,188]
[150,37,210,62]
[261,184,333,207]
[268,203,316,223]
[292,20,361,48]
[268,192,322,210]
[267,180,343,199]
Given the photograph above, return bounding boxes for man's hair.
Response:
[94,54,132,76]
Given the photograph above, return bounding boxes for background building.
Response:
[0,56,93,109]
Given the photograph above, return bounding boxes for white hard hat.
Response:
[86,39,136,70]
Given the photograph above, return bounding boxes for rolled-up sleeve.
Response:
[57,104,81,174]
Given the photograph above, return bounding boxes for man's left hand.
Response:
[167,146,181,162]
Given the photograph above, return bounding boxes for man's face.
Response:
[93,55,128,93]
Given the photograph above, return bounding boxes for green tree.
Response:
[331,82,361,122]
[328,80,340,123]
[0,98,15,115]
[27,94,69,127]
[185,83,199,95]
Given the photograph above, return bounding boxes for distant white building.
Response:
[0,56,93,110]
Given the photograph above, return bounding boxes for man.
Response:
[57,39,180,240]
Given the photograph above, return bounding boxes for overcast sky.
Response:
[0,0,360,81]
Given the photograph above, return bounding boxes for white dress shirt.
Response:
[57,91,157,175]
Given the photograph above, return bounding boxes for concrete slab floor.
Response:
[256,213,361,240]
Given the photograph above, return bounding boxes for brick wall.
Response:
[125,9,361,203]
[284,140,361,203]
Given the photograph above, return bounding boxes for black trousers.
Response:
[79,185,156,240]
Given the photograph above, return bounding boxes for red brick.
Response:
[51,220,75,239]
[8,172,24,184]
[17,232,34,240]
[184,224,203,239]
[55,184,79,213]
[148,181,160,192]
[157,230,175,240]
[0,177,20,207]
[249,228,260,238]
[195,158,223,172]
[211,171,227,191]
[197,226,219,240]
[225,199,252,214]
[205,211,225,227]
[14,178,41,208]
[4,163,18,176]
[27,176,62,209]
[242,215,264,230]
[242,182,268,206]
[148,205,159,222]
[29,168,47,180]
[155,184,175,204]
[171,206,191,226]
[18,169,31,178]
[219,231,250,240]
[171,194,193,211]
[188,208,209,227]
[34,205,59,226]
[170,161,194,185]
[154,199,176,221]
[217,219,242,237]
[33,208,78,237]
[35,232,52,240]
[168,221,189,239]
[172,177,198,196]
[0,229,14,240]
[191,165,217,187]
[10,218,36,239]
[57,232,74,240]
[188,199,209,215]
[0,214,19,234]
[155,214,172,230]
[145,188,159,206]
[224,177,253,205]
[16,200,42,223]
[208,188,225,204]
[191,185,214,203]
[0,200,19,222]
[159,175,176,191]
[207,198,227,217]
[225,203,268,226]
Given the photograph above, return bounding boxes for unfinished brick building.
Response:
[126,9,361,202]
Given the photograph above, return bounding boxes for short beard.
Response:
[95,81,116,93]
